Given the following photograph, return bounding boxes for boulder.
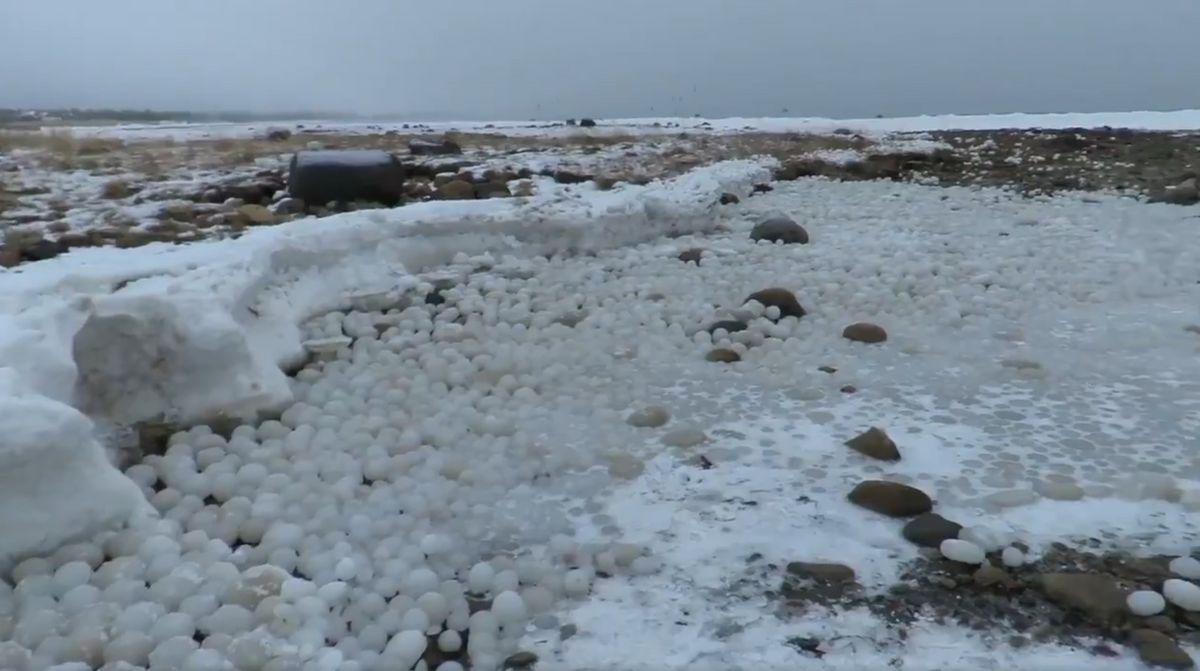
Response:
[236,204,278,226]
[845,427,900,461]
[1150,178,1199,205]
[579,118,597,128]
[843,322,888,344]
[409,138,463,156]
[705,348,741,363]
[719,193,740,205]
[750,216,809,244]
[847,480,932,517]
[745,288,806,320]
[474,181,512,199]
[1131,629,1194,669]
[287,150,406,208]
[265,127,292,142]
[437,179,477,200]
[1036,573,1129,626]
[902,513,962,548]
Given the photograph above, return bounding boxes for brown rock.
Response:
[1146,616,1178,634]
[1131,629,1195,669]
[843,322,888,344]
[474,181,512,199]
[678,248,704,265]
[101,179,133,199]
[161,203,195,221]
[973,564,1010,588]
[437,179,477,200]
[503,651,539,669]
[847,481,933,517]
[845,427,900,461]
[745,288,806,320]
[786,562,856,584]
[750,216,809,244]
[1037,573,1129,626]
[706,348,741,363]
[236,204,278,226]
[902,513,963,548]
[593,176,618,190]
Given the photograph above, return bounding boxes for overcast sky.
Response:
[2,0,1198,121]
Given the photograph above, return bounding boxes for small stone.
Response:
[409,137,463,156]
[705,348,741,363]
[847,480,933,517]
[707,320,748,334]
[750,215,809,244]
[973,564,1010,587]
[1131,629,1195,669]
[437,179,476,200]
[786,562,856,584]
[236,204,277,225]
[818,366,837,374]
[719,192,740,205]
[941,539,987,565]
[1129,590,1168,616]
[745,288,806,320]
[678,248,704,265]
[503,651,539,668]
[1037,573,1129,626]
[845,427,900,461]
[1185,325,1200,335]
[627,406,671,428]
[560,624,577,640]
[1146,616,1178,634]
[840,385,857,394]
[752,183,773,194]
[842,322,888,344]
[937,577,957,589]
[902,513,963,548]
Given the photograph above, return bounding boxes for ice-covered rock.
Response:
[1127,590,1167,616]
[940,539,986,565]
[1163,579,1200,611]
[1169,556,1200,580]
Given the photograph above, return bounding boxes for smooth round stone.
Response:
[1127,590,1167,616]
[626,407,671,429]
[1169,557,1200,580]
[1163,579,1200,611]
[1033,480,1085,501]
[661,428,707,449]
[940,539,986,565]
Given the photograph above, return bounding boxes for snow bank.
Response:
[0,159,771,564]
[61,109,1200,142]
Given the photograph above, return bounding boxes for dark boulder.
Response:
[409,138,463,156]
[287,150,406,208]
[579,118,597,128]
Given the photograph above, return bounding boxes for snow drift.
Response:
[0,159,773,564]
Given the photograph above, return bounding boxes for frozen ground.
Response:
[0,112,1199,671]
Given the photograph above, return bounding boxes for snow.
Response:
[0,159,771,565]
[57,109,1200,143]
[3,124,1200,668]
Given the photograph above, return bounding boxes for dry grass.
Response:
[0,130,126,169]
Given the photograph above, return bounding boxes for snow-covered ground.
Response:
[56,109,1200,143]
[1,111,1200,671]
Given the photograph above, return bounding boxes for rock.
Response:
[1146,616,1178,634]
[902,513,963,548]
[560,623,578,639]
[973,564,1010,587]
[236,204,278,226]
[719,192,740,205]
[750,216,809,244]
[19,237,68,262]
[847,480,933,517]
[818,366,837,374]
[409,137,463,156]
[678,248,704,265]
[437,179,477,200]
[288,150,406,207]
[503,651,539,669]
[705,348,741,363]
[840,385,858,394]
[1037,573,1129,626]
[1128,590,1168,616]
[1033,480,1085,501]
[101,179,133,199]
[265,127,292,141]
[579,118,597,128]
[272,197,306,215]
[745,288,806,320]
[1163,579,1200,611]
[627,406,670,428]
[474,181,511,199]
[845,427,900,461]
[1131,629,1195,669]
[565,119,577,126]
[752,183,773,194]
[1150,178,1199,205]
[707,320,748,335]
[662,427,707,448]
[1169,557,1200,580]
[842,322,888,344]
[786,562,856,584]
[941,539,986,565]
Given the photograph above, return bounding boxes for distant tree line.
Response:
[0,108,360,124]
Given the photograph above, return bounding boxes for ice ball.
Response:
[1127,590,1167,616]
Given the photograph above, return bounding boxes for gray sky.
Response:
[2,0,1198,120]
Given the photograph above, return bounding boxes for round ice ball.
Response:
[1163,579,1200,611]
[563,569,592,597]
[491,591,528,626]
[1127,590,1167,616]
[148,636,199,669]
[437,630,462,653]
[467,563,495,594]
[1170,556,1200,580]
[103,631,154,666]
[383,630,426,668]
[940,539,986,565]
[1000,547,1025,568]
